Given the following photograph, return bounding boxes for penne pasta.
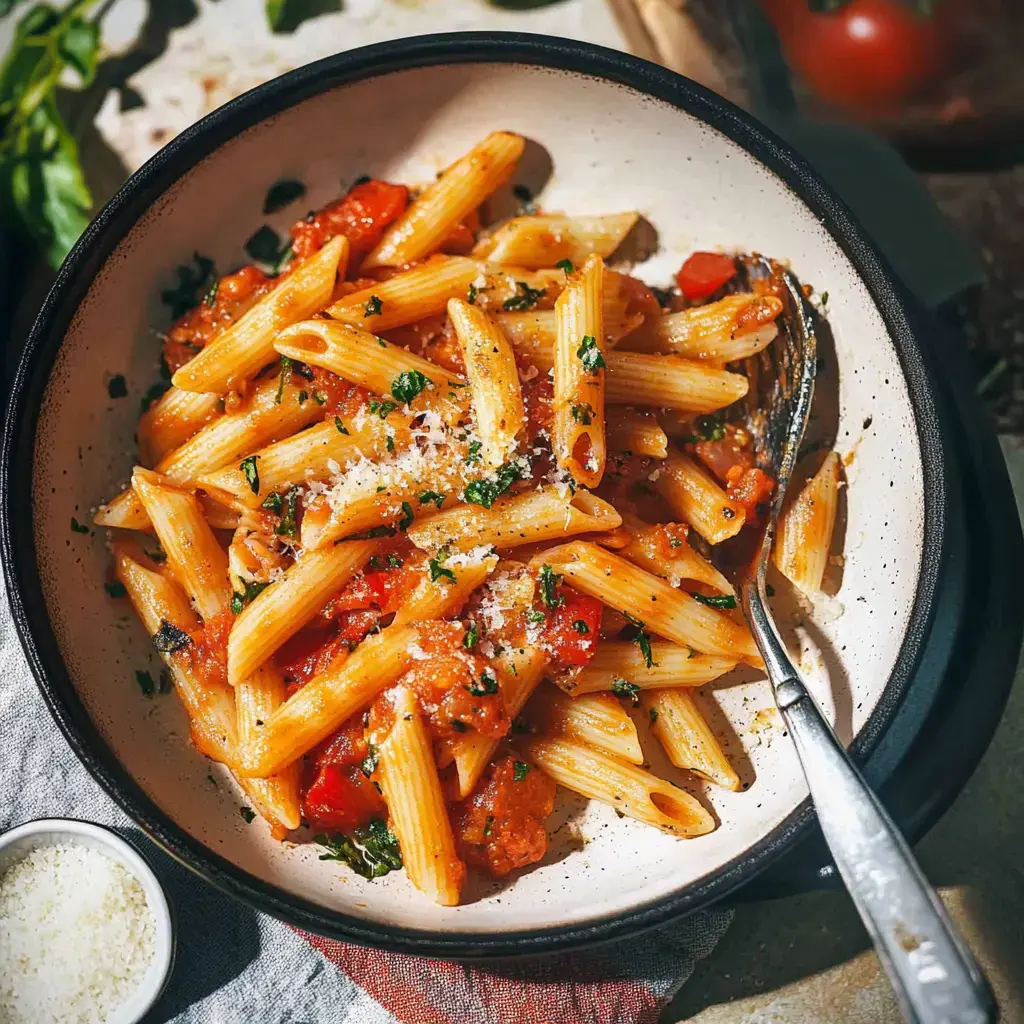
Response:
[363,131,525,268]
[474,213,639,269]
[236,662,303,833]
[537,541,759,660]
[607,411,669,459]
[274,318,467,422]
[132,468,232,621]
[138,387,221,467]
[525,685,643,764]
[238,625,420,778]
[518,736,714,836]
[392,555,497,627]
[642,689,741,791]
[566,643,738,695]
[328,256,480,332]
[654,451,746,545]
[406,487,621,554]
[172,236,347,394]
[773,450,842,594]
[496,308,642,367]
[227,539,380,686]
[604,352,749,412]
[552,254,606,489]
[369,685,466,905]
[447,298,525,469]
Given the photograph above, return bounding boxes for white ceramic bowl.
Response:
[0,818,175,1022]
[1,34,950,955]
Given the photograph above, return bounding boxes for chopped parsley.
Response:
[556,258,574,275]
[275,355,293,404]
[467,282,478,305]
[513,760,531,782]
[239,807,256,824]
[572,620,590,634]
[360,744,380,778]
[135,670,155,698]
[244,225,292,276]
[397,501,414,532]
[385,435,395,453]
[334,417,349,435]
[820,290,829,306]
[161,253,216,318]
[104,581,126,598]
[152,620,192,653]
[297,390,309,404]
[261,492,283,513]
[502,280,546,312]
[314,820,403,880]
[450,719,468,733]
[418,490,445,509]
[692,593,738,609]
[648,707,659,725]
[312,390,327,405]
[570,402,594,425]
[239,455,260,494]
[467,669,499,697]
[364,294,383,318]
[465,439,482,464]
[689,414,726,443]
[463,457,529,510]
[368,398,398,419]
[483,814,495,836]
[463,622,479,649]
[231,579,269,615]
[448,379,468,389]
[623,613,655,668]
[669,538,684,549]
[429,558,456,584]
[576,334,606,373]
[538,564,564,609]
[391,369,431,405]
[263,178,306,215]
[70,517,89,534]
[526,609,546,623]
[106,374,127,399]
[612,677,641,705]
[276,487,300,539]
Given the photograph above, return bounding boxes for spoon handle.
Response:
[743,585,994,1024]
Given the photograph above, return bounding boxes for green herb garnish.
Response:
[692,593,737,609]
[244,225,292,275]
[467,282,478,304]
[239,807,256,824]
[275,355,293,404]
[70,517,89,534]
[152,620,192,653]
[364,294,383,318]
[649,707,658,725]
[576,334,605,373]
[467,669,499,697]
[276,487,300,539]
[239,455,259,494]
[418,490,445,509]
[397,501,414,532]
[513,760,531,782]
[429,558,456,584]
[391,369,430,405]
[612,677,641,705]
[334,417,349,435]
[231,579,269,615]
[368,398,398,419]
[360,744,379,778]
[463,622,479,649]
[263,178,306,214]
[502,281,546,312]
[538,564,564,609]
[572,620,590,634]
[463,457,529,510]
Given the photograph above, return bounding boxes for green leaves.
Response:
[263,177,306,215]
[161,253,217,319]
[244,224,293,275]
[313,819,403,880]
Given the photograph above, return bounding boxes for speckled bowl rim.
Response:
[0,817,176,1021]
[1,33,949,957]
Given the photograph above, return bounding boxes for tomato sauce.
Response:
[450,753,556,877]
[532,584,603,668]
[692,425,775,515]
[186,609,233,689]
[309,367,372,421]
[289,179,408,264]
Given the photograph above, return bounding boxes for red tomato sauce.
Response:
[301,715,385,831]
[289,179,408,265]
[532,584,603,667]
[450,753,556,877]
[185,609,233,689]
[692,426,776,515]
[309,368,373,421]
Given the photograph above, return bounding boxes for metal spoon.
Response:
[736,259,995,1024]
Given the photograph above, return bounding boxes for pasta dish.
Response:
[94,132,841,905]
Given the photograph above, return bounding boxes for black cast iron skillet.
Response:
[1,33,959,956]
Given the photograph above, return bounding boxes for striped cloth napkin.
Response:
[0,572,731,1022]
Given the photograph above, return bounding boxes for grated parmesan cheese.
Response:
[0,843,156,1023]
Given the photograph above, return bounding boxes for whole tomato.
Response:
[764,0,948,114]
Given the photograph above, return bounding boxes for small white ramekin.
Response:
[0,818,175,1024]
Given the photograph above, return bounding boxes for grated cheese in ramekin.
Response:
[0,843,156,1024]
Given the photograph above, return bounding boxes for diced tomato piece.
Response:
[536,586,603,667]
[290,179,408,263]
[728,467,775,513]
[302,763,385,831]
[323,567,412,617]
[310,714,368,770]
[186,609,233,689]
[675,252,738,303]
[694,428,755,485]
[309,367,372,420]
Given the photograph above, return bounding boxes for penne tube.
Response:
[95,374,322,531]
[625,293,782,360]
[138,387,221,466]
[552,254,606,489]
[369,685,466,905]
[132,468,232,621]
[363,132,525,269]
[496,308,642,367]
[472,266,567,315]
[566,643,738,695]
[473,213,639,269]
[450,645,548,799]
[525,685,643,764]
[654,451,746,545]
[642,689,740,791]
[773,450,842,594]
[604,352,749,412]
[274,318,468,423]
[236,662,302,833]
[517,736,714,837]
[237,625,420,777]
[406,487,621,554]
[617,511,734,595]
[198,417,400,508]
[391,556,497,627]
[447,298,525,469]
[172,236,348,393]
[202,496,241,531]
[537,541,759,661]
[328,256,480,332]
[227,539,380,686]
[607,411,668,459]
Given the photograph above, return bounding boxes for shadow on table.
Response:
[119,828,260,1024]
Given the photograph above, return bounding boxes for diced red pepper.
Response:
[675,252,738,303]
